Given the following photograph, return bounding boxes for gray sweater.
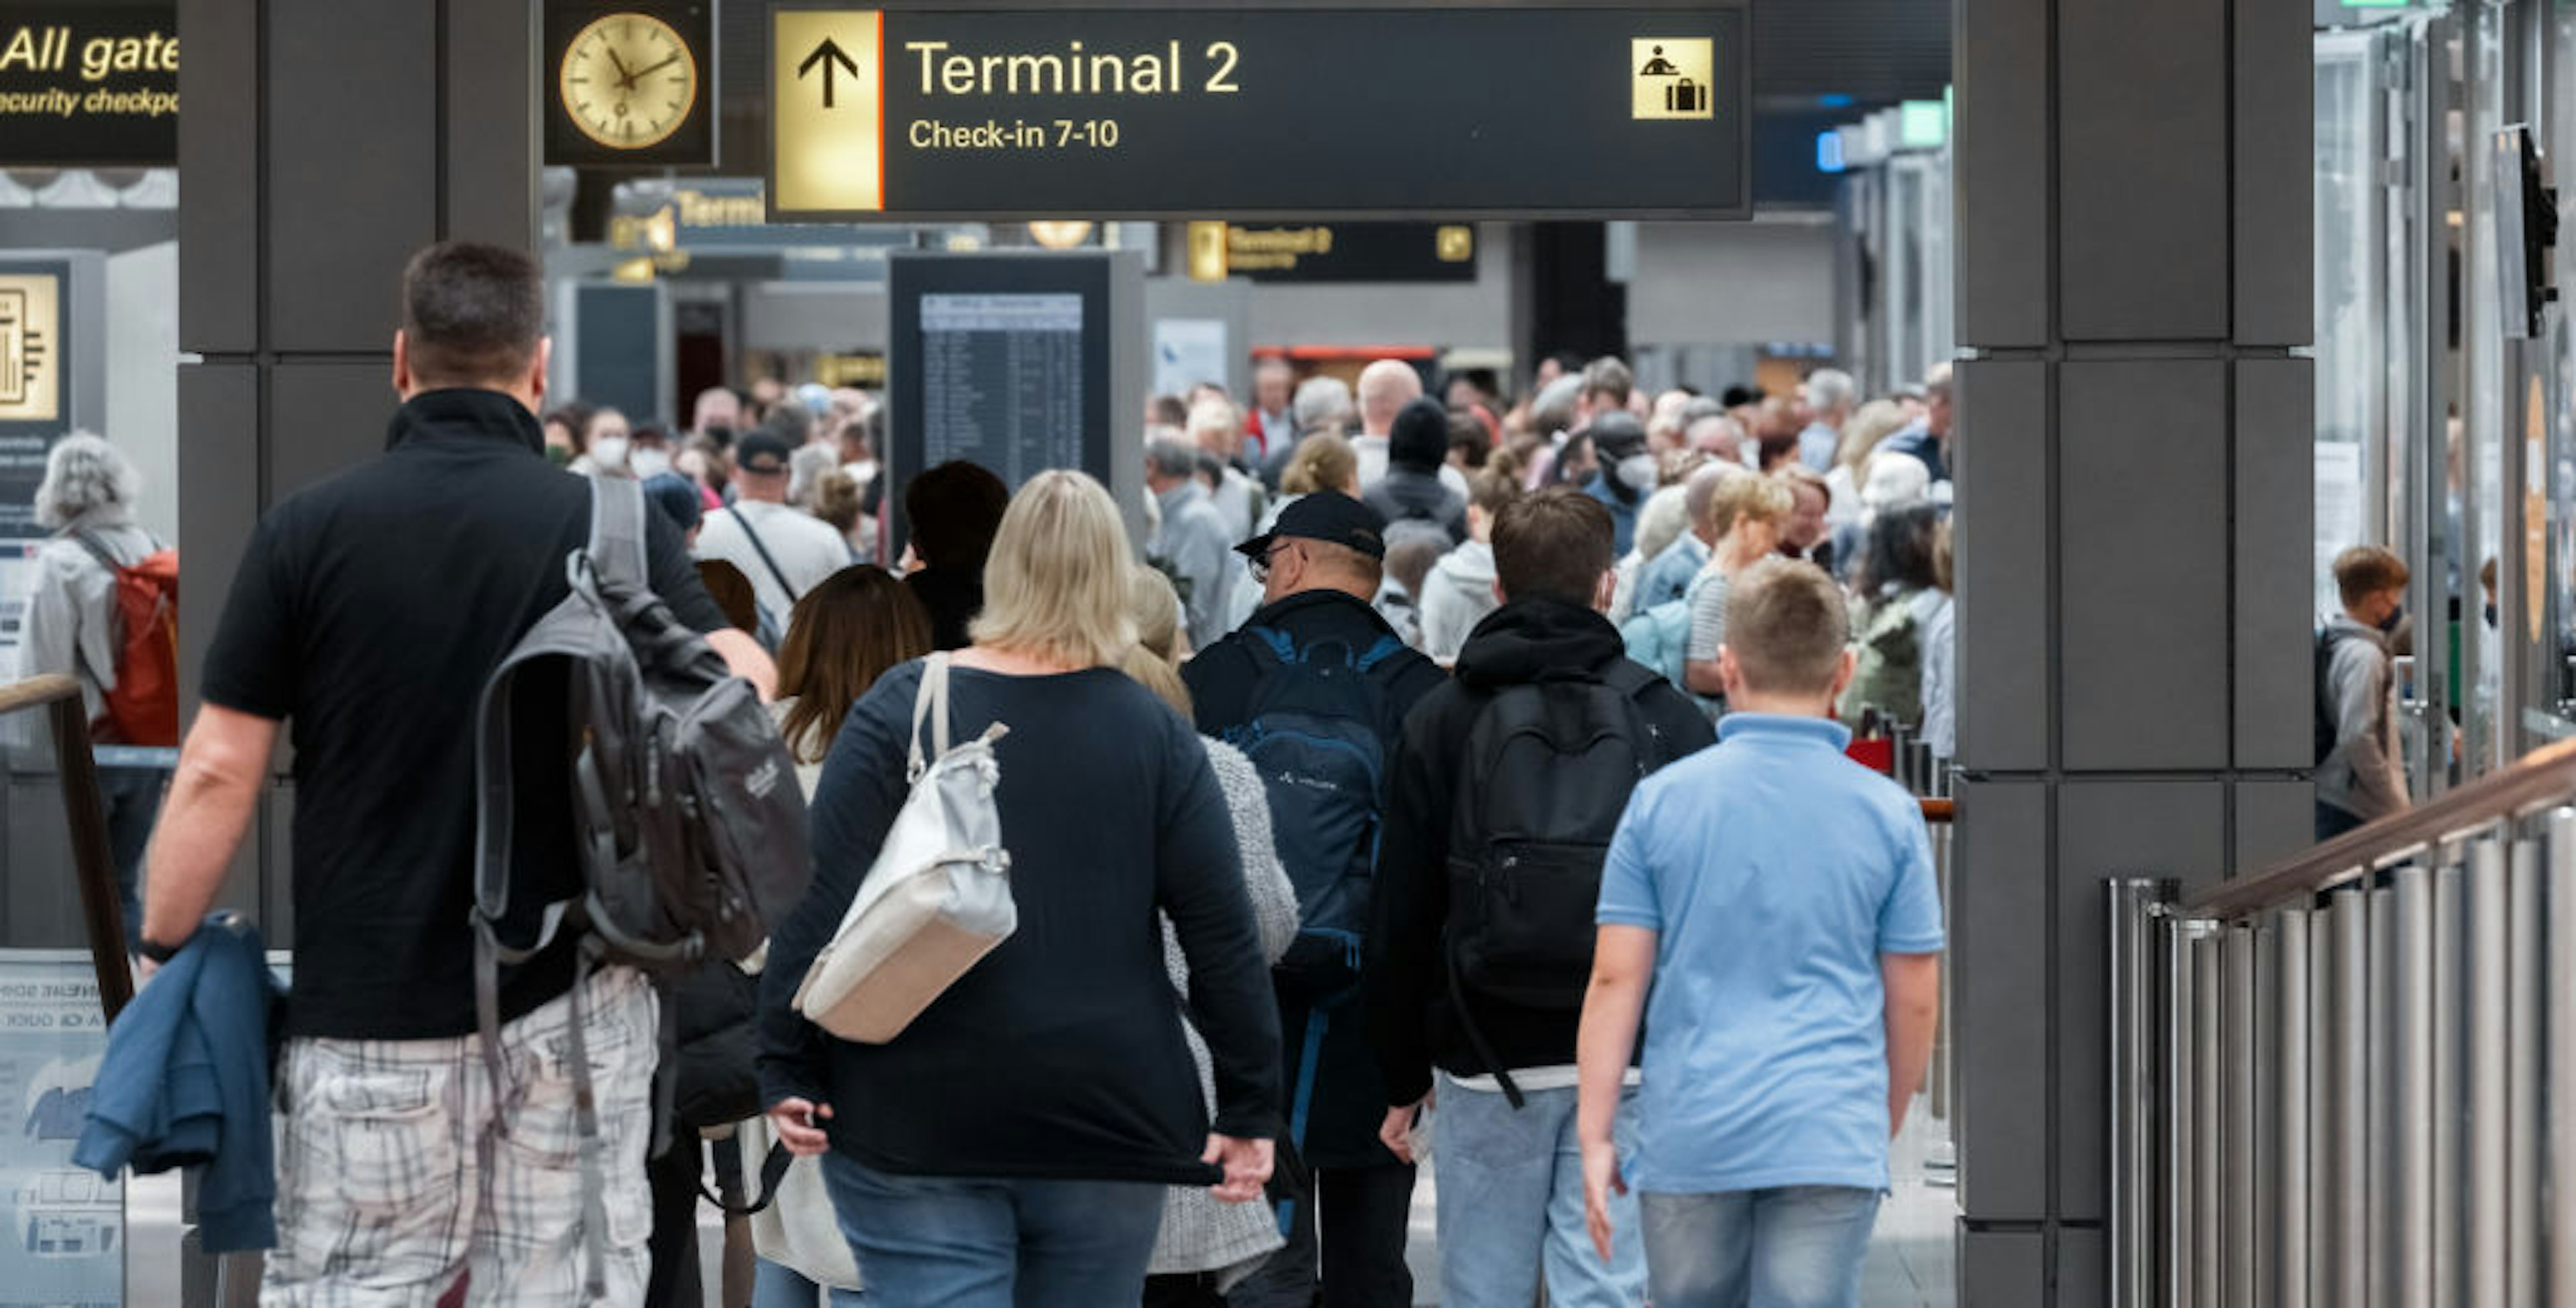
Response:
[2316,612,2410,822]
[1150,737,1301,1283]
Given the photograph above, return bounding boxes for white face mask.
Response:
[1616,453,1659,492]
[628,446,671,480]
[588,436,630,472]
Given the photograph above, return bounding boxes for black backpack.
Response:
[470,477,812,1299]
[1444,659,1678,1105]
[1227,628,1410,998]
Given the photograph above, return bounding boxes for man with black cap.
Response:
[1580,410,1655,557]
[1364,396,1470,549]
[693,428,852,644]
[1185,492,1446,1308]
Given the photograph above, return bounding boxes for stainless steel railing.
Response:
[2108,736,2576,1307]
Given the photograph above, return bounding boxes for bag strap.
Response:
[68,529,128,576]
[728,506,801,608]
[588,476,650,590]
[699,1139,798,1217]
[908,653,952,781]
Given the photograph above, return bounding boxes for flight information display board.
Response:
[770,3,1751,220]
[885,252,1143,550]
[916,292,1088,485]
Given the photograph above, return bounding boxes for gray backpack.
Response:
[469,476,811,1298]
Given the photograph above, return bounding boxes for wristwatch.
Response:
[138,936,187,965]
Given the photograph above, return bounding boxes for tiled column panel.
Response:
[177,0,538,947]
[1949,0,2312,1303]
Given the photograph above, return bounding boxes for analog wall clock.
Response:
[545,4,714,167]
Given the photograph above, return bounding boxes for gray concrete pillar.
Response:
[1949,0,2316,1303]
[176,0,539,940]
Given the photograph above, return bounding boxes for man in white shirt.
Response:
[1353,360,1472,502]
[693,431,852,641]
[1351,359,1424,492]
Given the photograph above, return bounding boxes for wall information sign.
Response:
[770,3,1750,221]
[0,5,177,167]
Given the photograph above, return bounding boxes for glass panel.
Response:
[2464,7,2508,773]
[2316,39,2381,618]
[0,950,121,1301]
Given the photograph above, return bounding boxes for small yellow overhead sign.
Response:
[771,10,885,215]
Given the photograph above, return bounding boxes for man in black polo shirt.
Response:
[137,241,769,1303]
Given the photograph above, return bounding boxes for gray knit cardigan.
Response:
[1148,737,1302,1284]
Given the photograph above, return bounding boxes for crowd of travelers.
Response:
[60,243,1973,1308]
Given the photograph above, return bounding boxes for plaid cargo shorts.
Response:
[260,965,659,1307]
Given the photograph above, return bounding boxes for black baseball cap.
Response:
[734,431,793,476]
[1235,491,1388,562]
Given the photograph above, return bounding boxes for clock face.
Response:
[558,12,698,150]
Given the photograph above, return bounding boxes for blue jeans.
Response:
[1638,1187,1882,1308]
[818,1153,1165,1307]
[1432,1075,1646,1308]
[751,1256,864,1307]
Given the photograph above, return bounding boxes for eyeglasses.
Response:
[1246,541,1293,584]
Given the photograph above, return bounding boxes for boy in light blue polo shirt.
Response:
[1575,557,1944,1308]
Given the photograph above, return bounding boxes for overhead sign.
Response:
[769,3,1750,221]
[1187,221,1477,284]
[0,5,177,166]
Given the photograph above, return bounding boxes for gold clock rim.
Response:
[557,11,699,151]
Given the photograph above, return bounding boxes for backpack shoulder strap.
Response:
[588,476,650,590]
[1600,658,1663,702]
[1355,634,1409,673]
[67,530,124,575]
[1243,626,1297,669]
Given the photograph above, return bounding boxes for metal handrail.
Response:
[0,673,136,1020]
[2182,735,2576,920]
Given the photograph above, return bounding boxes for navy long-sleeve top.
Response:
[758,659,1284,1183]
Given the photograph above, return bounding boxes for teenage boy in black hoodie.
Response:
[1364,486,1713,1307]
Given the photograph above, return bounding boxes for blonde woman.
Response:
[758,471,1281,1305]
[1120,566,1303,1302]
[1680,474,1796,700]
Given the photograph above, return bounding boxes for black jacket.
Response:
[1363,470,1468,546]
[1364,598,1715,1106]
[1184,588,1447,1166]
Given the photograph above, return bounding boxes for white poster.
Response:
[1152,319,1228,400]
[0,953,119,1306]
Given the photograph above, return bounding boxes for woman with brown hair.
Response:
[746,565,933,1307]
[773,567,935,777]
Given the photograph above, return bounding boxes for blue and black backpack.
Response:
[1226,626,1409,1000]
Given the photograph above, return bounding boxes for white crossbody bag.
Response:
[793,653,1016,1043]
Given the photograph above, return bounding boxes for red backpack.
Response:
[72,533,179,747]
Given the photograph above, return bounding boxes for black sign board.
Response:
[0,6,177,167]
[545,1,717,167]
[771,3,1750,221]
[1195,222,1479,284]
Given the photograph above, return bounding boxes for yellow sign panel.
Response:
[772,10,885,214]
[0,272,60,423]
[1631,38,1713,121]
[1187,221,1228,282]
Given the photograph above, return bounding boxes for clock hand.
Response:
[630,53,683,81]
[606,48,636,90]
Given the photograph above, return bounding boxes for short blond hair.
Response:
[1725,557,1850,695]
[1704,473,1794,539]
[969,470,1136,667]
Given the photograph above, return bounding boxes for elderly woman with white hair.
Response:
[18,432,170,948]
